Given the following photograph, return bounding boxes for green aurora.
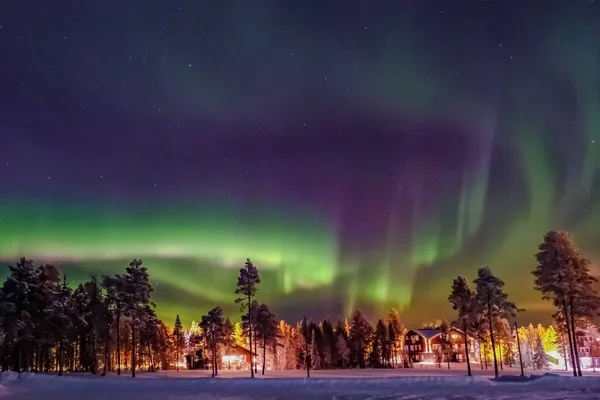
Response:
[1,2,600,328]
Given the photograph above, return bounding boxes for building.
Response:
[221,344,257,370]
[404,327,476,363]
[575,323,600,369]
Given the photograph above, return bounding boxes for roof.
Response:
[230,344,258,356]
[408,327,467,340]
[412,328,442,339]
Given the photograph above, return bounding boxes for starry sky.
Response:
[1,0,599,328]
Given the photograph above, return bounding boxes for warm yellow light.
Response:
[222,355,242,363]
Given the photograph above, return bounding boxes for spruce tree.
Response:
[532,333,550,370]
[387,322,397,367]
[336,332,350,369]
[173,315,183,371]
[48,275,73,376]
[0,258,38,371]
[310,329,321,370]
[541,325,558,353]
[123,259,154,377]
[234,258,260,378]
[83,277,105,375]
[348,309,372,368]
[385,308,403,366]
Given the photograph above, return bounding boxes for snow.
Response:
[2,369,600,400]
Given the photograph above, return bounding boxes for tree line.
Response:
[0,259,169,376]
[0,230,598,378]
[448,230,600,378]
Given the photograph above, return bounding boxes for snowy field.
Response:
[2,368,600,400]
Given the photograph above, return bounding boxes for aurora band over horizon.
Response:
[1,2,600,328]
[2,146,600,328]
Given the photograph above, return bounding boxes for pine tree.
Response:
[234,258,260,378]
[373,319,388,368]
[448,275,476,376]
[200,306,227,377]
[473,267,518,379]
[173,315,183,371]
[533,230,600,377]
[255,303,278,375]
[102,274,126,375]
[532,333,550,370]
[439,320,452,369]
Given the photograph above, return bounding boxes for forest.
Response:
[0,230,598,378]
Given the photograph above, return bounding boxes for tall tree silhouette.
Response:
[533,230,600,377]
[123,259,154,377]
[173,315,183,371]
[234,258,260,378]
[448,275,475,376]
[200,306,228,377]
[473,267,518,379]
[255,303,278,375]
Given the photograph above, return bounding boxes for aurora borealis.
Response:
[0,1,599,327]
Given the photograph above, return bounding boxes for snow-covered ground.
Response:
[2,368,600,400]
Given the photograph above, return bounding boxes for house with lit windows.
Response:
[575,323,600,369]
[404,327,476,363]
[220,344,257,370]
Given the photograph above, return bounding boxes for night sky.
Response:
[1,1,599,327]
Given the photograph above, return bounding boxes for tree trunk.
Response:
[102,323,110,376]
[146,324,153,372]
[480,341,485,369]
[462,320,472,377]
[499,344,503,370]
[253,333,258,374]
[262,334,266,375]
[304,317,310,378]
[211,345,215,378]
[563,301,578,377]
[247,295,254,378]
[569,297,583,377]
[514,322,524,376]
[116,313,121,375]
[487,292,499,378]
[91,328,97,375]
[131,324,136,378]
[561,332,568,371]
[58,341,64,377]
[214,344,218,376]
[176,339,179,371]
